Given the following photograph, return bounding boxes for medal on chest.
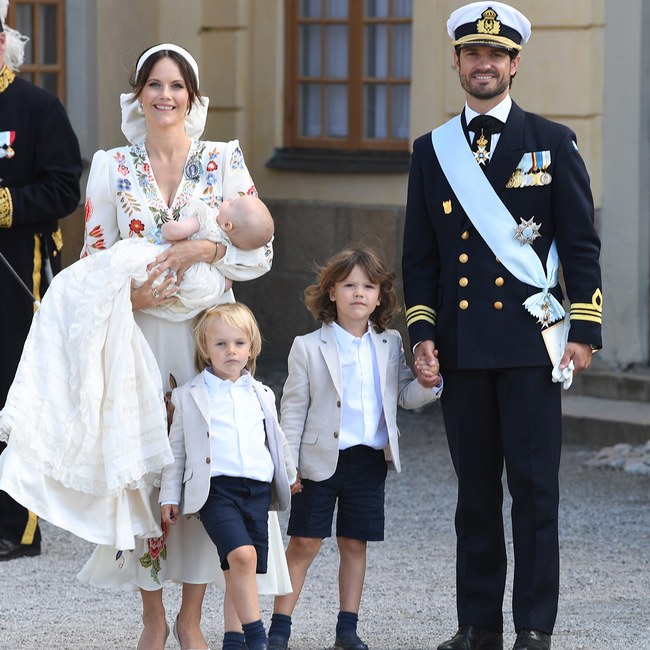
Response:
[0,131,16,159]
[514,216,542,245]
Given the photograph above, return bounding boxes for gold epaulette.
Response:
[570,289,603,324]
[0,187,13,228]
[0,65,15,93]
[405,304,437,327]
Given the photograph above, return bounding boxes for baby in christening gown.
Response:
[0,195,274,550]
[143,194,274,321]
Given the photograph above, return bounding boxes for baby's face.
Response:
[217,195,244,228]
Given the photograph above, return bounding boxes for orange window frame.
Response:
[284,0,411,152]
[7,0,66,101]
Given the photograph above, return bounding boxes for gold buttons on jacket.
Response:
[494,301,503,310]
[459,277,469,287]
[495,277,504,286]
[461,230,470,240]
[459,253,469,263]
[459,300,469,310]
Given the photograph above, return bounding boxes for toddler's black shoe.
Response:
[334,633,369,650]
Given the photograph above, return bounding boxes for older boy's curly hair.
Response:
[304,244,400,333]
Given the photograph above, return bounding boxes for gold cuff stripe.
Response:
[570,313,602,324]
[405,305,437,327]
[571,302,603,313]
[0,187,13,228]
[570,289,603,324]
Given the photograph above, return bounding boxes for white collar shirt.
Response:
[333,322,388,451]
[202,369,274,482]
[465,94,512,153]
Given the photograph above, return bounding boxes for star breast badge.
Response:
[514,217,541,245]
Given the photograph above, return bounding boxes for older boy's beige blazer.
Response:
[159,371,296,515]
[280,323,440,482]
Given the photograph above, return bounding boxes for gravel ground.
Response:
[1,386,649,650]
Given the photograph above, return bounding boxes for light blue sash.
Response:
[430,115,564,325]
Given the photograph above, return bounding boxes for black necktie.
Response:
[467,115,503,167]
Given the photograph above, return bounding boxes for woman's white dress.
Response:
[0,139,290,593]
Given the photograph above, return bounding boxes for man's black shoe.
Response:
[0,538,41,561]
[437,625,504,650]
[512,630,551,650]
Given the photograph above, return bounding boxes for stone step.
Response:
[571,367,650,401]
[562,394,650,447]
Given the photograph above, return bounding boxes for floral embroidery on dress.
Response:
[129,219,146,237]
[202,146,221,207]
[84,197,94,223]
[138,520,169,585]
[129,142,203,225]
[87,224,106,251]
[230,146,244,170]
[115,151,143,217]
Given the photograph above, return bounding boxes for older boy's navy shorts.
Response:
[288,445,387,541]
[200,475,271,572]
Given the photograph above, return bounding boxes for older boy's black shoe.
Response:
[512,630,551,650]
[0,538,41,561]
[437,625,503,650]
[268,635,289,650]
[334,633,369,650]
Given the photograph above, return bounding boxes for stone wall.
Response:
[234,199,409,365]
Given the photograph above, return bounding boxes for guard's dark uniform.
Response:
[0,64,82,555]
[402,102,602,633]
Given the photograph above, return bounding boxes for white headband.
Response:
[135,43,200,87]
[122,43,207,145]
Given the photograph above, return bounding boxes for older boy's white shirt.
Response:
[333,321,389,451]
[203,369,274,483]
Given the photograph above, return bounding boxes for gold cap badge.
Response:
[477,8,501,36]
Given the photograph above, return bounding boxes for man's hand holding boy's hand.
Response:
[414,340,442,389]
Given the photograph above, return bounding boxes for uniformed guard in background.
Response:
[402,3,602,649]
[0,2,81,561]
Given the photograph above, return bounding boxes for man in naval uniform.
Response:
[402,3,602,649]
[0,8,81,560]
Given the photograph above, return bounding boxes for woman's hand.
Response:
[150,239,217,283]
[130,265,179,311]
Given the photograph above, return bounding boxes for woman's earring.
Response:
[137,102,144,114]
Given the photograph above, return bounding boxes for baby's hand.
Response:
[161,504,179,525]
